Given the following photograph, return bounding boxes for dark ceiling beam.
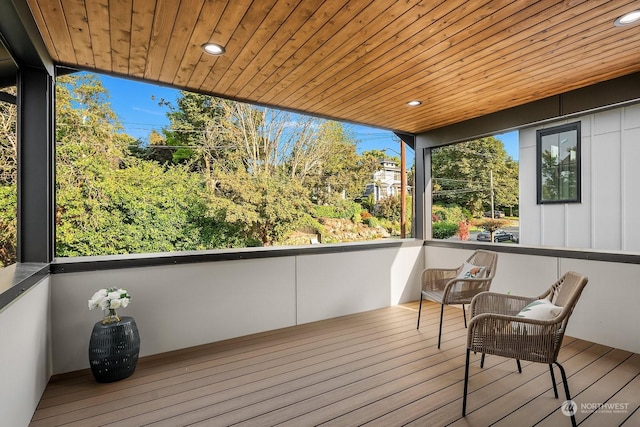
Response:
[0,0,53,74]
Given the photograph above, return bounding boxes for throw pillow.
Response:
[456,262,486,280]
[513,299,562,334]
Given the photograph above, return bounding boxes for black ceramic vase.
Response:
[88,316,140,383]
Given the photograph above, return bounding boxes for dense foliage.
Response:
[0,74,413,262]
[432,137,518,216]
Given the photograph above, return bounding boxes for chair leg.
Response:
[417,293,423,329]
[437,304,444,349]
[480,353,485,368]
[555,361,577,427]
[549,364,559,398]
[462,348,471,417]
[462,304,467,328]
[516,359,522,373]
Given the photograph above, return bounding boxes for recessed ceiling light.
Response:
[201,43,225,55]
[407,100,422,106]
[614,10,640,26]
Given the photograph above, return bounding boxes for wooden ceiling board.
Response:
[187,1,252,89]
[86,0,112,72]
[325,0,630,127]
[229,0,350,99]
[157,0,205,83]
[173,0,228,87]
[142,0,180,81]
[128,0,156,76]
[60,0,94,68]
[171,0,228,87]
[310,0,559,116]
[23,0,640,134]
[222,0,326,97]
[242,0,373,101]
[197,0,281,92]
[284,0,472,110]
[253,0,401,105]
[108,0,133,75]
[27,0,72,64]
[208,0,306,95]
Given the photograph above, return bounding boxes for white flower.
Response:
[99,298,110,310]
[88,287,132,315]
[88,289,108,310]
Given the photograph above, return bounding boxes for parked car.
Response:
[483,210,505,218]
[476,229,515,242]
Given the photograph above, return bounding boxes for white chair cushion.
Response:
[513,299,562,334]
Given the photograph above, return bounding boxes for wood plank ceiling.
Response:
[24,0,640,134]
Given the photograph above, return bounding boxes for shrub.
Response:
[456,221,470,241]
[473,218,510,233]
[378,218,400,235]
[432,204,467,224]
[432,222,458,239]
[313,200,363,221]
[364,216,380,228]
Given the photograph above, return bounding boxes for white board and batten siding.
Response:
[520,102,640,252]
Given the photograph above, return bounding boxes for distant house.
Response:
[363,158,408,203]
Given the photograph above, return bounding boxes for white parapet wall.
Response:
[50,242,424,374]
[0,276,51,427]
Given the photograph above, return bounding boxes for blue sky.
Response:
[99,74,517,161]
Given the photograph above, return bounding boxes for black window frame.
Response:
[536,122,581,204]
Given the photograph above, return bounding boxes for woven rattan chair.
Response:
[462,271,589,427]
[416,250,498,348]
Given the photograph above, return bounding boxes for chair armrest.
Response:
[440,276,493,303]
[470,291,534,317]
[421,268,459,292]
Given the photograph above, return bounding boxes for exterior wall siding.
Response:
[520,102,640,251]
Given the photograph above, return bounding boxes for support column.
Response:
[17,67,55,263]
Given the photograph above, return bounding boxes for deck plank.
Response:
[29,301,638,427]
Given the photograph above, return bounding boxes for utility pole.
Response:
[490,169,495,218]
[400,140,406,238]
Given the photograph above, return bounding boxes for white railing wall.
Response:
[0,276,51,427]
[49,243,424,375]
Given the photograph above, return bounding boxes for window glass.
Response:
[536,122,580,204]
[0,85,16,267]
[431,134,519,243]
[54,72,413,257]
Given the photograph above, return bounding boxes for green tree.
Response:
[211,170,313,246]
[432,137,518,216]
[304,122,368,203]
[55,73,215,256]
[56,159,210,256]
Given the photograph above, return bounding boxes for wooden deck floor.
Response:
[31,301,640,426]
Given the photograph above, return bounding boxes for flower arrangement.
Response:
[88,287,131,324]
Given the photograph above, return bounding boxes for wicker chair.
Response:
[416,250,498,349]
[462,271,589,427]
